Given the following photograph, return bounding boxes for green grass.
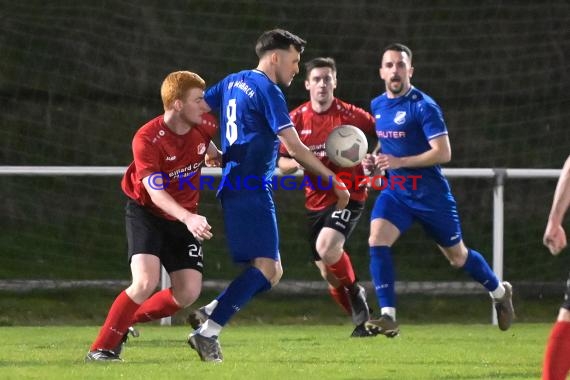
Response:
[0,324,548,380]
[0,287,563,326]
[0,289,556,378]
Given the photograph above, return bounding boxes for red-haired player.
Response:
[85,71,220,361]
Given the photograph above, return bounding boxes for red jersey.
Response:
[121,113,218,220]
[280,98,376,211]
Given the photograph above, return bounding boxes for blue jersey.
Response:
[205,69,294,194]
[371,86,451,203]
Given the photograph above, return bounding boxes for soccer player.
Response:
[277,57,377,337]
[542,155,570,380]
[186,29,350,362]
[85,71,220,361]
[363,43,514,337]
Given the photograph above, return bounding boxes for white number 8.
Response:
[226,99,238,146]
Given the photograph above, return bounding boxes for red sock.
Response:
[90,291,140,352]
[329,285,351,315]
[543,321,570,380]
[326,252,356,287]
[131,288,181,324]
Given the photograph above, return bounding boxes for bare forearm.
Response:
[400,150,447,168]
[548,156,570,225]
[149,190,193,222]
[142,178,193,222]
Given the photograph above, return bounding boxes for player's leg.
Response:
[87,200,163,361]
[131,269,201,323]
[188,192,277,362]
[316,226,370,326]
[186,293,224,330]
[437,240,502,292]
[419,194,514,330]
[307,207,352,316]
[437,241,513,330]
[132,224,204,324]
[366,192,411,337]
[542,275,570,380]
[189,258,275,362]
[317,227,372,330]
[314,260,351,314]
[87,254,161,361]
[316,201,373,330]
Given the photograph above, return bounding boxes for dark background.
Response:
[1,1,569,288]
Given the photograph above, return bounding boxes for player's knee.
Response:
[173,287,201,308]
[316,242,343,263]
[254,259,282,287]
[315,240,332,257]
[446,253,467,268]
[270,264,283,287]
[448,257,463,268]
[558,307,570,322]
[316,265,329,281]
[368,234,383,247]
[128,279,158,300]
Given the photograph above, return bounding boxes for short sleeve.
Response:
[260,84,294,134]
[205,80,224,114]
[418,101,448,140]
[132,133,160,180]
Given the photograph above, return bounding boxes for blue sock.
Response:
[369,246,396,308]
[461,249,499,291]
[209,267,271,326]
[214,289,226,302]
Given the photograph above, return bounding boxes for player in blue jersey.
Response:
[186,29,350,362]
[362,43,515,337]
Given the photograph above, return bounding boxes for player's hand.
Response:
[278,157,303,174]
[205,149,222,167]
[543,222,567,256]
[362,153,376,175]
[332,176,350,209]
[182,213,213,242]
[375,153,403,171]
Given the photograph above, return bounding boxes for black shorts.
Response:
[125,199,204,274]
[562,271,570,310]
[306,200,364,261]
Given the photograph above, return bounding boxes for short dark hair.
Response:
[304,57,337,79]
[255,29,306,58]
[381,43,413,62]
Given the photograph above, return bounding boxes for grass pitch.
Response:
[0,323,548,380]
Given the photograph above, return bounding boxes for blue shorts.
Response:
[371,190,462,247]
[221,190,279,263]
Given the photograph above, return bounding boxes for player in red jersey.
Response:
[279,57,378,336]
[542,155,570,380]
[85,71,221,361]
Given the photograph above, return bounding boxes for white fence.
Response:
[0,166,561,325]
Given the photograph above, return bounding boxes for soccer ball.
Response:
[325,125,368,167]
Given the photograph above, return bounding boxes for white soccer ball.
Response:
[325,125,368,167]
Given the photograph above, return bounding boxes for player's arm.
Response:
[142,177,212,242]
[278,127,349,209]
[278,110,304,174]
[543,155,570,255]
[375,134,451,171]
